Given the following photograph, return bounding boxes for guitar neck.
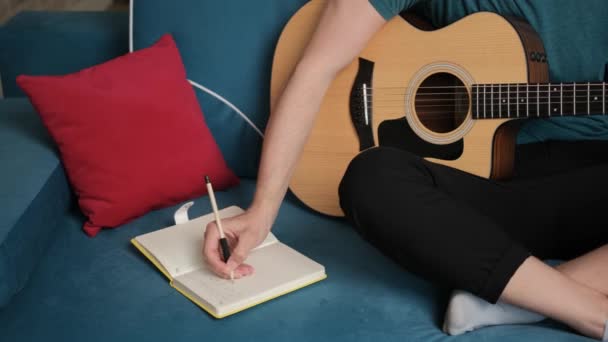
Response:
[471,82,607,119]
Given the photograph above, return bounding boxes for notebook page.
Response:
[134,206,279,278]
[173,242,325,317]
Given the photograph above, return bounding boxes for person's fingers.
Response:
[203,215,259,279]
[226,232,257,272]
[235,264,255,277]
[202,221,229,276]
[224,233,238,251]
[225,264,254,279]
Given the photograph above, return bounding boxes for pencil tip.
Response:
[205,175,210,184]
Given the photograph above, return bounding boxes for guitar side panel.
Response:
[490,16,549,180]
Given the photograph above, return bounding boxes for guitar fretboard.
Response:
[471,82,607,119]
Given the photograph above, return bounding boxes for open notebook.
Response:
[131,206,326,318]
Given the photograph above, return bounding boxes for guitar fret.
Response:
[560,82,563,116]
[553,85,558,115]
[536,83,540,117]
[526,83,530,118]
[517,84,520,118]
[491,85,494,118]
[499,84,502,118]
[590,82,604,115]
[568,82,576,115]
[588,82,591,115]
[483,84,486,119]
[574,83,576,114]
[548,83,551,116]
[475,85,479,119]
[507,84,510,117]
[471,82,607,121]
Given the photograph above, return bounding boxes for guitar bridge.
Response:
[349,58,376,151]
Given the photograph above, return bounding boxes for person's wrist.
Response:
[248,197,280,231]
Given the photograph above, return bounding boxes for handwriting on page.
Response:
[194,272,242,305]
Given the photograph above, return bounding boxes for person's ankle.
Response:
[600,296,608,341]
[576,294,608,340]
[594,295,608,340]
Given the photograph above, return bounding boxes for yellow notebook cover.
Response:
[131,206,327,319]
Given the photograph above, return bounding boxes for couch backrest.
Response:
[0,11,129,98]
[131,0,308,178]
[132,1,608,177]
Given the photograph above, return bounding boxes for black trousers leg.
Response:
[338,141,608,303]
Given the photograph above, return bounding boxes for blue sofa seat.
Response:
[0,177,585,341]
[0,98,72,307]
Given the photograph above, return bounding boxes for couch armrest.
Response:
[0,98,73,307]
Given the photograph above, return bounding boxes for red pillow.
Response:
[17,34,239,237]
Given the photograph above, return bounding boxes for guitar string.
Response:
[341,92,608,97]
[360,90,608,98]
[361,96,601,101]
[365,111,605,115]
[350,88,607,99]
[374,102,600,107]
[360,100,606,108]
[353,97,607,119]
[355,83,606,90]
[365,98,604,104]
[349,113,606,120]
[325,85,607,114]
[362,93,605,97]
[349,93,608,105]
[353,98,605,105]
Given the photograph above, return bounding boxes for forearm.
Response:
[249,0,386,221]
[251,62,336,216]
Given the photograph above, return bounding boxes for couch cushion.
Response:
[0,98,72,307]
[17,34,239,237]
[0,178,587,341]
[131,0,308,177]
[0,11,128,98]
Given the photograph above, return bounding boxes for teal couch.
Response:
[0,6,598,342]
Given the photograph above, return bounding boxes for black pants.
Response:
[338,140,608,303]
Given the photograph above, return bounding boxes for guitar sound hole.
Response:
[414,72,470,134]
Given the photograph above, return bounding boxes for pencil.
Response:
[205,175,234,281]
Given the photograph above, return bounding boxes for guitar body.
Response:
[271,0,549,216]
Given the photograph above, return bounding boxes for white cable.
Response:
[188,79,264,138]
[128,0,134,53]
[128,0,264,139]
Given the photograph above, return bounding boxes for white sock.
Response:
[443,290,545,335]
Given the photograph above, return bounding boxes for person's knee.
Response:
[338,146,432,242]
[339,147,425,205]
[339,149,378,203]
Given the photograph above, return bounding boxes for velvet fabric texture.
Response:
[17,34,239,237]
[0,11,129,98]
[0,179,590,341]
[0,98,71,307]
[131,0,309,177]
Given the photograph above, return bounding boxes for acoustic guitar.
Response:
[270,0,607,216]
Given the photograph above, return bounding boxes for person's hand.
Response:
[202,208,274,279]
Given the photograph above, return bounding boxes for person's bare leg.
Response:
[500,256,608,339]
[556,244,608,296]
[444,244,608,336]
